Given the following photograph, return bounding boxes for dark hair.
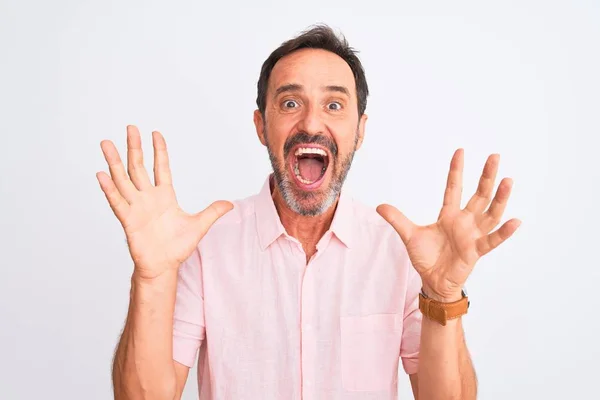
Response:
[256,24,369,118]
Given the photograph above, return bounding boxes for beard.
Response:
[265,129,358,217]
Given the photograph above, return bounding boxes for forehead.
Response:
[269,48,356,96]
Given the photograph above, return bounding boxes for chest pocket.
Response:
[340,313,403,392]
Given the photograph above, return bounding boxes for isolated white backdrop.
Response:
[1,0,599,399]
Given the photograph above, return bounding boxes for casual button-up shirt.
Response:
[173,175,422,400]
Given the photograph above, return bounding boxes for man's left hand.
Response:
[377,149,521,302]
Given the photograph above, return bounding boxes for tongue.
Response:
[298,158,323,182]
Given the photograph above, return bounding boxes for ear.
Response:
[254,109,267,146]
[355,113,368,151]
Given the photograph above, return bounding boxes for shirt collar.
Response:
[254,175,287,251]
[254,175,354,251]
[329,186,354,248]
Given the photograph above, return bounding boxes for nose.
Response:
[296,103,326,136]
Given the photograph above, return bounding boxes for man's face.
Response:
[254,48,367,216]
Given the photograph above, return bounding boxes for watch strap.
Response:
[419,291,469,326]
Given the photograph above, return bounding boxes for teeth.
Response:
[294,147,328,157]
[297,175,314,185]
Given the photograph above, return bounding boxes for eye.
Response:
[283,100,299,109]
[328,101,342,111]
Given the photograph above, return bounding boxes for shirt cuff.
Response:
[172,320,203,368]
[402,356,419,375]
[173,336,200,368]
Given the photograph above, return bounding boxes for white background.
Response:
[1,0,599,399]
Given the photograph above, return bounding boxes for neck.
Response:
[271,182,337,261]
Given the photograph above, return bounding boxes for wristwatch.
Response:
[418,288,470,326]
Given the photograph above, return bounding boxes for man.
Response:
[99,25,520,400]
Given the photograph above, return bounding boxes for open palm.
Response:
[377,149,521,301]
[96,125,232,280]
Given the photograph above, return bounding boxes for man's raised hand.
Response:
[96,125,233,280]
[377,149,521,302]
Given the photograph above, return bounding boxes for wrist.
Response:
[131,269,178,298]
[132,264,178,283]
[421,285,463,303]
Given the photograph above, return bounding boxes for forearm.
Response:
[112,269,179,400]
[417,316,476,400]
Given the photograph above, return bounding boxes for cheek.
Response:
[267,118,295,148]
[332,128,358,154]
[269,113,297,132]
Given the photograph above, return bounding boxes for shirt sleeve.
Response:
[172,247,205,368]
[400,260,423,375]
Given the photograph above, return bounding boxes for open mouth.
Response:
[290,146,330,189]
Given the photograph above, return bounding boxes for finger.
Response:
[191,200,235,238]
[441,148,464,211]
[100,140,138,202]
[465,154,500,214]
[96,171,130,221]
[126,125,153,190]
[376,204,416,244]
[152,131,172,186]
[480,177,513,233]
[476,218,521,257]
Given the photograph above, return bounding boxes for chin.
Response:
[280,180,338,217]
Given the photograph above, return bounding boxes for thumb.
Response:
[376,204,416,244]
[192,200,234,236]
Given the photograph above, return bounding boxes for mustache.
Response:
[283,132,338,159]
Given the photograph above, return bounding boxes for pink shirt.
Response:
[173,176,422,399]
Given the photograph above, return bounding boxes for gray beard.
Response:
[265,133,357,217]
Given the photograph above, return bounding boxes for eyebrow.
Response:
[273,83,351,98]
[274,83,303,97]
[325,85,351,97]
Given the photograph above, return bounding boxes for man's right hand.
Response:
[96,125,233,280]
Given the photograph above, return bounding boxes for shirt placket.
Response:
[300,249,319,399]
